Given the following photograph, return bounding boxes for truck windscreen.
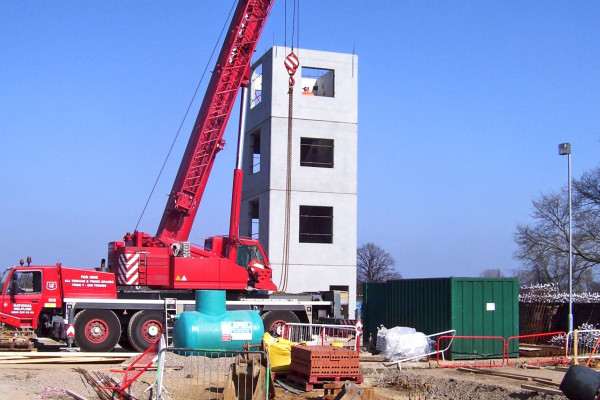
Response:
[0,269,9,294]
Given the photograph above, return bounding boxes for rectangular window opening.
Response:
[299,205,333,244]
[300,137,333,168]
[250,200,260,239]
[301,67,335,97]
[250,131,261,173]
[250,63,263,108]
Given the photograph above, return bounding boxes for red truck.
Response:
[0,0,348,353]
[0,261,345,352]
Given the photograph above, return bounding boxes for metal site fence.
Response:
[282,323,360,352]
[566,329,600,364]
[506,332,567,367]
[435,332,575,368]
[436,336,507,368]
[155,348,269,400]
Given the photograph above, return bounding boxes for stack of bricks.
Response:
[290,345,360,377]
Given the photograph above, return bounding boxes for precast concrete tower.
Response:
[241,46,358,318]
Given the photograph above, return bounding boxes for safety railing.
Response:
[384,329,456,366]
[436,335,506,368]
[154,348,269,400]
[282,322,360,352]
[371,329,600,368]
[505,331,568,367]
[566,329,600,365]
[105,335,162,400]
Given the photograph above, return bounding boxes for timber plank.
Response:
[521,384,563,395]
[0,351,139,357]
[531,377,561,388]
[0,356,129,364]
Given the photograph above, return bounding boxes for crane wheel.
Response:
[73,309,121,352]
[261,311,300,337]
[127,310,164,352]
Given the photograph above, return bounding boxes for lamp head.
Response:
[558,143,571,155]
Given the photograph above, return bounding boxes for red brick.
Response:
[290,346,360,377]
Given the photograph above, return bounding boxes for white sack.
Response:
[379,326,432,361]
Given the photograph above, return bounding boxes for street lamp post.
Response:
[558,142,573,333]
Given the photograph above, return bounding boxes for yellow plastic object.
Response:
[331,342,343,348]
[262,333,296,372]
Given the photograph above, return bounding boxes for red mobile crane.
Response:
[108,0,277,293]
[0,0,347,353]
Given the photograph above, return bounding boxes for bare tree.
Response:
[480,268,505,278]
[514,167,600,291]
[357,243,401,283]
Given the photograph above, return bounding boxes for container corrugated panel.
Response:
[362,282,388,346]
[386,278,452,336]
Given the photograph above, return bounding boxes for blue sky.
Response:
[1,1,599,279]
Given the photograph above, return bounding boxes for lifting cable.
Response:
[279,0,300,292]
[134,1,238,233]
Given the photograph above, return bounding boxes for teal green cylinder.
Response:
[173,290,264,351]
[195,289,226,315]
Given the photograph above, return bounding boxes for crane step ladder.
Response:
[164,298,178,346]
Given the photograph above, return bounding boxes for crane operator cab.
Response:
[204,236,276,291]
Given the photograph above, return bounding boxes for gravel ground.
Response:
[0,363,113,400]
[0,359,571,400]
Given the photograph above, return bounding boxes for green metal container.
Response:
[363,277,519,360]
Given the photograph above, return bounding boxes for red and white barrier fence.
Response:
[282,322,361,352]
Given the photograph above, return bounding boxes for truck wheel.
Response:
[128,310,164,352]
[73,309,121,352]
[261,311,300,337]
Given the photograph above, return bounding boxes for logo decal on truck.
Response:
[46,282,58,291]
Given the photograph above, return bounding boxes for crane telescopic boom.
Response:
[109,0,277,292]
[157,0,274,241]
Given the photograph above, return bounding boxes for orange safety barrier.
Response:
[505,331,569,367]
[436,335,506,368]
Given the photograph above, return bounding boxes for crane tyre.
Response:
[73,309,121,352]
[127,310,164,352]
[261,310,300,336]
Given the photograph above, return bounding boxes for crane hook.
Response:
[284,51,299,88]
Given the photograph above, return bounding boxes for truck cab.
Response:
[0,265,61,330]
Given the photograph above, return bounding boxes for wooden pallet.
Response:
[286,370,363,391]
[0,340,34,351]
[323,382,374,400]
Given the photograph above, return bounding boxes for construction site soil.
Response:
[0,358,570,400]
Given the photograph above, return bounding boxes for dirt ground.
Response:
[0,358,570,400]
[359,362,567,400]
